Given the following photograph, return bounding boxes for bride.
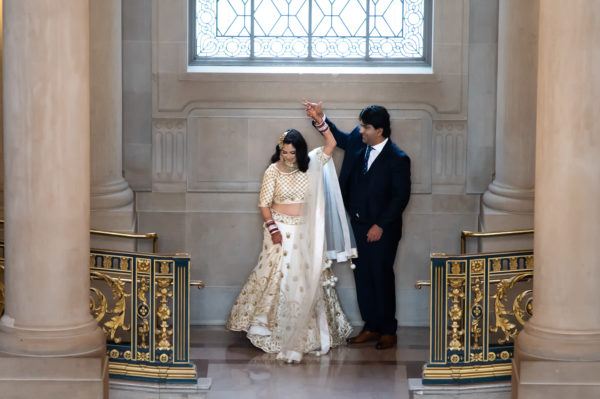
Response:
[226,119,356,362]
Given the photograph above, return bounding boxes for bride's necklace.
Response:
[280,160,299,173]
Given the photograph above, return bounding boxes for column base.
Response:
[91,177,136,251]
[515,322,600,362]
[0,354,108,399]
[512,323,600,398]
[479,202,533,252]
[91,202,137,251]
[0,317,106,357]
[482,182,534,213]
[512,360,600,399]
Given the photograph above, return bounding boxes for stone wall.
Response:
[122,0,499,326]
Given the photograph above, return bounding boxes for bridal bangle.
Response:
[314,119,328,134]
[265,219,280,236]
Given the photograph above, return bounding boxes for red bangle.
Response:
[315,119,328,134]
[265,219,280,236]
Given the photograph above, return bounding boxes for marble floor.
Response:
[190,325,429,399]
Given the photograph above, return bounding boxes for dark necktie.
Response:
[363,146,373,174]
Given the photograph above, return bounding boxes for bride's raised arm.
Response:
[304,99,336,156]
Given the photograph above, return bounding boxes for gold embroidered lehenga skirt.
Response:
[226,210,352,356]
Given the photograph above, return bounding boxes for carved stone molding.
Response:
[152,119,187,192]
[433,121,467,185]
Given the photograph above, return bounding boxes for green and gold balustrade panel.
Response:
[89,249,196,384]
[425,250,533,384]
[0,244,197,384]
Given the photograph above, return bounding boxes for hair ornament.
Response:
[278,130,289,150]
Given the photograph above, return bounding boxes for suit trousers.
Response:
[351,221,400,335]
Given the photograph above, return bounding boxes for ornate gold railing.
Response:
[0,219,159,253]
[90,229,159,253]
[419,250,533,384]
[89,248,203,384]
[460,229,534,254]
[0,243,204,385]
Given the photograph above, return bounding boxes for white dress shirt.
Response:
[366,138,388,171]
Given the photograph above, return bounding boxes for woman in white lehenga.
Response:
[226,123,357,363]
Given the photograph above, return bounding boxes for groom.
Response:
[305,101,411,349]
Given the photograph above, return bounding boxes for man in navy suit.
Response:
[304,101,411,349]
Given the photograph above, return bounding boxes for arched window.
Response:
[189,0,432,67]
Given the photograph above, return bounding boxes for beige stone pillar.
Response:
[480,0,538,251]
[0,4,3,218]
[0,1,107,397]
[90,0,135,240]
[512,1,600,397]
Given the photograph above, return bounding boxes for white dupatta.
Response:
[277,148,356,362]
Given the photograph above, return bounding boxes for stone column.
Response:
[480,0,538,251]
[0,1,107,396]
[512,1,600,397]
[0,5,3,218]
[90,0,135,240]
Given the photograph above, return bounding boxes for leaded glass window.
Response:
[190,0,431,66]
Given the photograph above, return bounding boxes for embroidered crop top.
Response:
[258,147,331,207]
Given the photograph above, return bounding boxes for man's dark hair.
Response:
[359,105,391,138]
[270,129,310,172]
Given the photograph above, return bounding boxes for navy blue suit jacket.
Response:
[326,118,411,239]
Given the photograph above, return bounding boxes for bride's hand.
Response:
[303,99,324,123]
[271,231,282,245]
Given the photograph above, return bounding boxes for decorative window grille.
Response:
[189,0,431,66]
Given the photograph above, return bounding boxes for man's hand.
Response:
[271,231,282,245]
[366,224,383,242]
[303,99,324,122]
